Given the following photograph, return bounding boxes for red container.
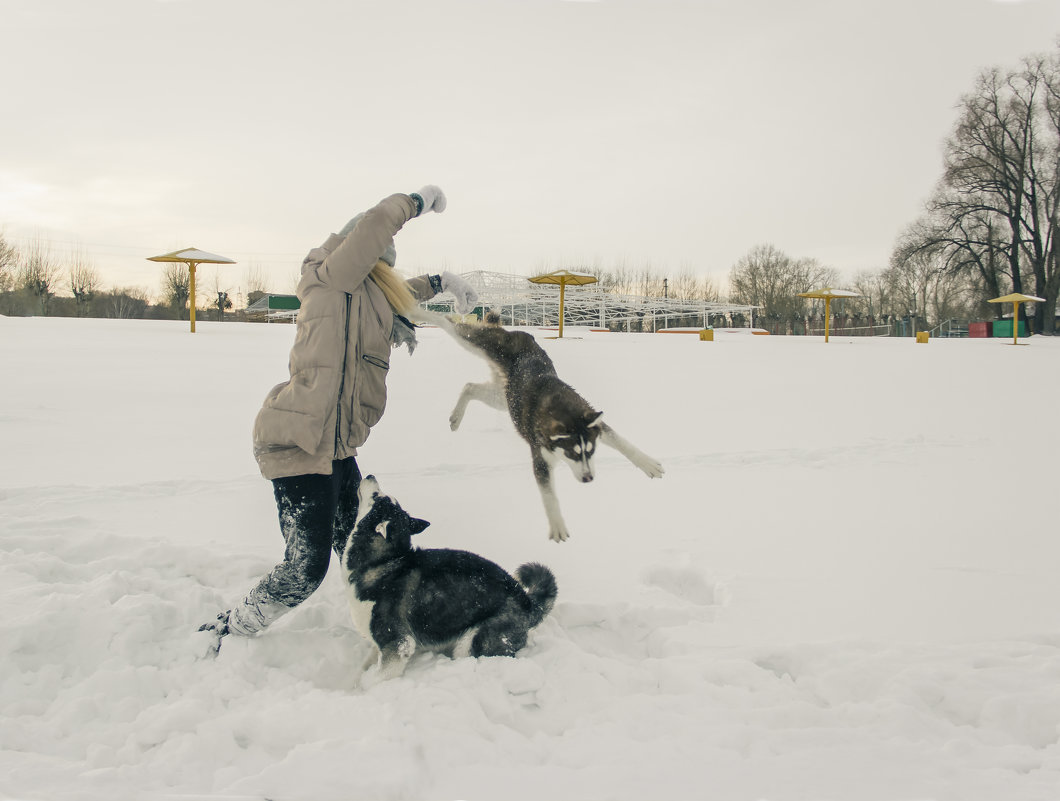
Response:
[968,321,993,338]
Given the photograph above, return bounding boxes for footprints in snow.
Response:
[642,566,727,607]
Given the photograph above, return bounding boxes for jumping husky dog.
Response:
[439,312,664,542]
[342,475,557,685]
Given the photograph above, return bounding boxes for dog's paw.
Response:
[548,524,570,543]
[449,410,464,431]
[638,457,665,479]
[360,664,386,689]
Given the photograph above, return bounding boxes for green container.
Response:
[992,319,1029,338]
[268,295,301,310]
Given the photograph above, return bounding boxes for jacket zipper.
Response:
[335,293,352,451]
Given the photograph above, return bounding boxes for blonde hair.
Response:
[368,260,418,317]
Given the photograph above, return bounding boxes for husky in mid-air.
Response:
[441,312,664,542]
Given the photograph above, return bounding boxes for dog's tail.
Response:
[515,562,558,626]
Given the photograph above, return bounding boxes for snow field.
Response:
[1,316,1059,800]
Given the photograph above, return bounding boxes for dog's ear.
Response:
[408,517,431,535]
[544,419,568,443]
[587,411,604,428]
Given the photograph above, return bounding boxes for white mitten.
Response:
[411,185,447,216]
[441,271,478,314]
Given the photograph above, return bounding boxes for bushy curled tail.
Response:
[516,562,558,626]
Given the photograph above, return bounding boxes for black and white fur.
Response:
[439,313,664,542]
[341,475,557,685]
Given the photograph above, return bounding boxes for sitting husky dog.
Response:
[441,312,664,542]
[342,475,557,684]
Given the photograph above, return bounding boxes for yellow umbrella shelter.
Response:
[147,248,237,333]
[528,270,598,338]
[797,287,861,343]
[987,292,1044,345]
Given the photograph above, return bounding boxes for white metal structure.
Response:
[245,270,758,329]
[426,270,758,331]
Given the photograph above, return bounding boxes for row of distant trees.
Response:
[724,242,988,335]
[0,226,1013,333]
[727,45,1060,336]
[0,232,272,321]
[1,232,164,319]
[568,242,983,336]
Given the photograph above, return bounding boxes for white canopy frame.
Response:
[427,270,758,331]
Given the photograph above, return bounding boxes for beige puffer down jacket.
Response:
[252,193,437,479]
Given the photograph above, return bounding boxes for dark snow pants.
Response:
[228,457,361,636]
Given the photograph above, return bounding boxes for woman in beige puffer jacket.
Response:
[200,186,478,648]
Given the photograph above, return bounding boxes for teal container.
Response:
[992,319,1029,337]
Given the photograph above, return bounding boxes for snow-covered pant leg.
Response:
[228,458,361,636]
[330,457,362,558]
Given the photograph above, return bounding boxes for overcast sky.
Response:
[3,0,1059,299]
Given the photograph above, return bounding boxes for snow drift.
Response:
[2,316,1059,800]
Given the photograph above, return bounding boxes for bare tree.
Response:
[605,264,636,296]
[206,267,234,322]
[161,264,190,319]
[244,262,270,294]
[243,261,271,308]
[214,291,232,320]
[903,200,1009,311]
[0,230,16,294]
[728,244,838,334]
[0,231,20,315]
[18,238,61,316]
[669,270,719,302]
[943,67,1033,296]
[1032,51,1060,332]
[849,270,892,320]
[99,287,150,319]
[69,251,102,317]
[928,54,1060,332]
[891,50,1060,333]
[891,214,996,329]
[888,237,939,328]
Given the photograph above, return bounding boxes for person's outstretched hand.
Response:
[441,272,477,314]
[411,185,446,216]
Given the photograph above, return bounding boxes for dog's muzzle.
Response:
[571,464,594,483]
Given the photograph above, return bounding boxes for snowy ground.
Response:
[2,315,1059,801]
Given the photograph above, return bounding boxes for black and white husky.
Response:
[441,313,664,542]
[341,475,557,685]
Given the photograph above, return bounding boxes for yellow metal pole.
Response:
[189,262,198,333]
[824,297,831,343]
[558,281,566,339]
[1012,301,1019,344]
